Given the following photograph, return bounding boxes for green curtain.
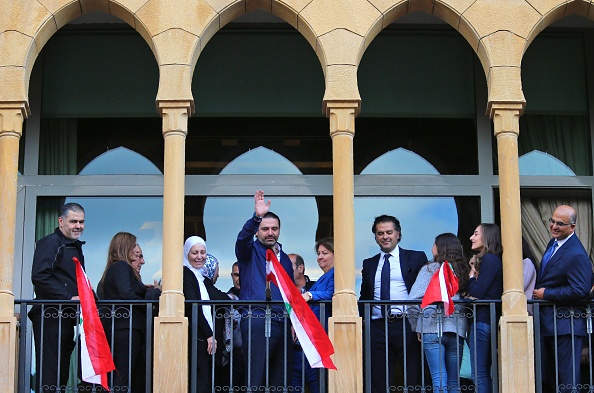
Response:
[39,118,77,175]
[518,114,591,176]
[35,197,65,241]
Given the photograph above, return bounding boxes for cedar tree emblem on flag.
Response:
[73,257,115,390]
[421,261,459,316]
[265,249,336,369]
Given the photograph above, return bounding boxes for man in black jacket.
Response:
[28,202,86,393]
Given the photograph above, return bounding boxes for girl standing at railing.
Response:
[408,233,470,392]
[466,223,504,393]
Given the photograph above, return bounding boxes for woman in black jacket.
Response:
[98,232,161,392]
[182,236,230,393]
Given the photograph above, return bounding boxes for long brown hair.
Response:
[99,232,138,291]
[433,233,470,292]
[473,223,503,273]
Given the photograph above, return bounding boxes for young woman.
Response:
[467,224,503,393]
[98,232,161,392]
[408,233,470,392]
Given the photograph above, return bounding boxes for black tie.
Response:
[381,253,391,316]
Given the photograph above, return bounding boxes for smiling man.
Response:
[359,214,427,393]
[235,190,294,391]
[28,202,86,393]
[534,205,592,393]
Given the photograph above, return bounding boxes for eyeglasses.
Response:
[548,218,574,227]
[232,273,240,277]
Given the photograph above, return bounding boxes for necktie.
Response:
[380,253,391,316]
[541,241,558,272]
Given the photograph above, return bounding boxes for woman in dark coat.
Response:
[182,236,230,393]
[98,232,161,392]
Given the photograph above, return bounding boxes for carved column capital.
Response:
[157,101,193,137]
[326,101,358,139]
[0,102,29,137]
[489,102,524,138]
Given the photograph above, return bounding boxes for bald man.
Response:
[534,205,592,393]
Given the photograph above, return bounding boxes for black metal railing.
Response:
[15,299,594,393]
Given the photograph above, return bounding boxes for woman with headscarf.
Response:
[182,236,230,393]
[98,232,161,392]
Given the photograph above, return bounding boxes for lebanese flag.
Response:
[266,249,336,369]
[73,257,115,390]
[421,262,459,316]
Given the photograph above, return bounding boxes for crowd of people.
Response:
[28,196,593,393]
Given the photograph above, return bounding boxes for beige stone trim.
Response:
[499,316,535,393]
[0,317,18,393]
[153,316,189,393]
[326,101,362,393]
[491,103,526,317]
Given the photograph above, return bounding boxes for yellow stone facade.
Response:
[3,0,592,391]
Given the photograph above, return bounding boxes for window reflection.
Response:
[204,147,320,291]
[519,150,576,176]
[356,148,459,295]
[61,148,163,288]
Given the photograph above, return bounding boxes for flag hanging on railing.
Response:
[421,261,459,316]
[266,249,336,369]
[73,257,115,390]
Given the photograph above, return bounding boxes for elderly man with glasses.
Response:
[533,204,592,393]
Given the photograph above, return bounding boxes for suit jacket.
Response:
[536,234,592,336]
[359,247,427,317]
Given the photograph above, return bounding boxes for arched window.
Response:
[355,148,459,289]
[204,147,322,286]
[65,148,163,287]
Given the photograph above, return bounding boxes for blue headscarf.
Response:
[202,254,219,281]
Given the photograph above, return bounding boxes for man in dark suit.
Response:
[359,214,427,393]
[533,205,592,393]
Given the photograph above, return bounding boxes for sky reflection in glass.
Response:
[519,150,576,176]
[66,147,163,289]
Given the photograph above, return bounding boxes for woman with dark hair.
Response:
[467,223,504,393]
[98,232,161,392]
[408,233,470,392]
[292,238,335,393]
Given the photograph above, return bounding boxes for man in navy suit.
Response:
[359,214,427,392]
[533,205,592,393]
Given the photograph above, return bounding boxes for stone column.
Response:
[153,101,191,393]
[325,101,362,393]
[491,102,535,393]
[0,102,28,393]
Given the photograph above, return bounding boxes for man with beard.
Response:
[235,190,294,391]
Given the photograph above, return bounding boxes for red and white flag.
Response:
[73,257,115,390]
[266,249,336,369]
[421,261,459,316]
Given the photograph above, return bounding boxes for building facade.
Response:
[1,0,594,392]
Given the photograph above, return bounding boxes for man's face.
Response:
[131,245,145,274]
[290,254,304,281]
[374,222,400,253]
[58,210,85,240]
[256,217,280,248]
[231,265,240,290]
[550,207,575,241]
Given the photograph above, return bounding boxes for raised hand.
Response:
[254,189,271,217]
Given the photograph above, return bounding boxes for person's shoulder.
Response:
[362,253,380,264]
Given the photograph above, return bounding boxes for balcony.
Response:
[14,299,593,392]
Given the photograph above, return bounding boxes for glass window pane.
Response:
[355,118,478,175]
[64,196,163,288]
